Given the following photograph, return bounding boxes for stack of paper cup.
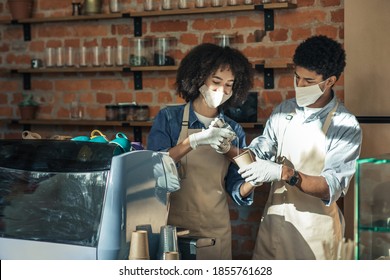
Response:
[163,251,180,260]
[157,225,179,259]
[129,230,150,260]
[233,150,255,168]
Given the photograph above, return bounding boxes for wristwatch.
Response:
[286,170,300,186]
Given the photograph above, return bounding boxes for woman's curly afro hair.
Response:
[176,43,254,109]
[293,35,346,80]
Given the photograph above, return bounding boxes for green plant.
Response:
[19,93,38,107]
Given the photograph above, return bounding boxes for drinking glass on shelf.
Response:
[227,0,239,6]
[115,45,126,66]
[109,0,120,13]
[65,46,77,67]
[91,46,101,67]
[144,0,155,11]
[79,46,90,67]
[104,46,114,67]
[162,0,173,10]
[211,0,223,7]
[70,101,83,120]
[195,0,206,8]
[178,0,189,9]
[56,47,64,67]
[45,47,55,68]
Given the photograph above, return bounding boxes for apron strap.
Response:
[167,103,191,224]
[181,103,191,138]
[322,101,339,135]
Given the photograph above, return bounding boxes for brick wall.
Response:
[0,0,344,259]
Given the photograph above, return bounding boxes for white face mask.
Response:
[199,84,232,108]
[294,76,327,107]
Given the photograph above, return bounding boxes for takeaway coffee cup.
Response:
[129,230,150,260]
[233,150,255,169]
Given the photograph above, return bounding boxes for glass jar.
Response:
[211,0,223,7]
[153,37,176,66]
[136,105,150,121]
[129,38,152,66]
[178,0,189,9]
[227,0,239,6]
[144,0,155,11]
[162,0,173,10]
[118,104,130,121]
[214,34,236,47]
[195,0,206,8]
[105,105,119,121]
[126,104,137,121]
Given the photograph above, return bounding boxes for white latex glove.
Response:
[209,118,236,153]
[210,118,236,142]
[189,126,236,150]
[210,140,231,154]
[238,159,282,186]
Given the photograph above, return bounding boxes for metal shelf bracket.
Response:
[23,73,31,90]
[133,17,142,37]
[23,23,31,41]
[133,71,143,90]
[255,64,274,89]
[254,5,275,31]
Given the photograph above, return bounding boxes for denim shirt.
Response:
[147,101,253,206]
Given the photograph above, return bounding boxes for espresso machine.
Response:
[0,140,177,260]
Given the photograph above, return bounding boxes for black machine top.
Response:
[0,140,118,172]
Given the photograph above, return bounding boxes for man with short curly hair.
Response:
[238,35,362,259]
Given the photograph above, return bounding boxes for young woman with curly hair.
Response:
[147,43,255,259]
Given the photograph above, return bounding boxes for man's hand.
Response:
[238,159,282,186]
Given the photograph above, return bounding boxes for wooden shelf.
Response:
[16,65,178,74]
[11,119,153,143]
[8,119,264,143]
[17,13,130,24]
[16,119,153,127]
[17,67,124,74]
[132,3,296,17]
[13,119,264,128]
[0,19,11,24]
[132,5,254,18]
[265,59,293,69]
[13,59,291,90]
[130,65,178,71]
[15,61,290,74]
[3,2,296,25]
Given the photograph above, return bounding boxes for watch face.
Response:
[288,171,299,186]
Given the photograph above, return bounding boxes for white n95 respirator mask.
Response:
[199,84,232,108]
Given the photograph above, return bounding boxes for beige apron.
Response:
[253,103,342,259]
[168,103,232,260]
